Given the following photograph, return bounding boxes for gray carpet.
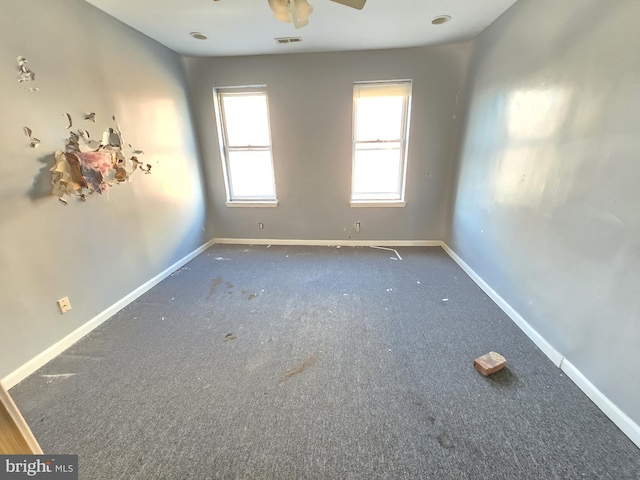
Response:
[10,245,640,479]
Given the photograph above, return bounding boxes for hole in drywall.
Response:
[190,32,208,40]
[431,15,451,25]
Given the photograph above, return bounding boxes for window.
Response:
[214,86,277,206]
[351,81,412,206]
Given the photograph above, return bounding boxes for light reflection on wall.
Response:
[507,88,570,139]
[118,97,198,200]
[493,88,570,207]
[493,146,557,207]
[146,98,185,149]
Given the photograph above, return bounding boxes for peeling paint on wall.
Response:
[23,126,40,148]
[14,56,150,203]
[17,56,38,91]
[50,119,148,202]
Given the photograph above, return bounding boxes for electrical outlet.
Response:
[355,222,361,233]
[57,296,72,314]
[259,222,264,229]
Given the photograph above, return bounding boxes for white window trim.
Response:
[350,200,407,208]
[213,85,278,206]
[350,80,412,207]
[225,201,278,208]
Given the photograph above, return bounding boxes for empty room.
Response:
[1,0,639,478]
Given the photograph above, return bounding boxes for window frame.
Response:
[213,85,278,207]
[350,80,412,207]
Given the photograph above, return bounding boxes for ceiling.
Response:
[84,0,519,57]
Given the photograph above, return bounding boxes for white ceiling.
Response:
[84,0,519,57]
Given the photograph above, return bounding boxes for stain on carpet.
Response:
[438,431,454,449]
[280,355,318,383]
[209,277,222,297]
[248,293,258,300]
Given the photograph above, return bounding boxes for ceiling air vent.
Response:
[275,37,303,45]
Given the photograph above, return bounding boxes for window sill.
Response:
[350,201,406,208]
[226,201,278,208]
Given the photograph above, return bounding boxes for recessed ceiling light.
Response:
[431,15,451,25]
[190,32,208,40]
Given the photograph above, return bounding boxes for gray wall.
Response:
[0,0,209,379]
[449,0,640,425]
[184,44,471,241]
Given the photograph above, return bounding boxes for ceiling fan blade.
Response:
[328,0,366,10]
[292,17,309,29]
[268,0,291,22]
[290,0,312,29]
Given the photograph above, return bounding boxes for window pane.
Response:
[228,150,275,199]
[352,146,401,198]
[222,94,270,146]
[355,96,404,141]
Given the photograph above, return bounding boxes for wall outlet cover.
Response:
[57,297,71,314]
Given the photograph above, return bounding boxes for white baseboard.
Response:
[5,237,638,449]
[560,358,640,448]
[441,242,640,449]
[440,243,563,366]
[213,238,441,247]
[2,238,216,391]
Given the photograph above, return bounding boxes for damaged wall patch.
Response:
[50,118,148,202]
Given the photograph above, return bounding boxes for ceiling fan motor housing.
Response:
[268,0,366,28]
